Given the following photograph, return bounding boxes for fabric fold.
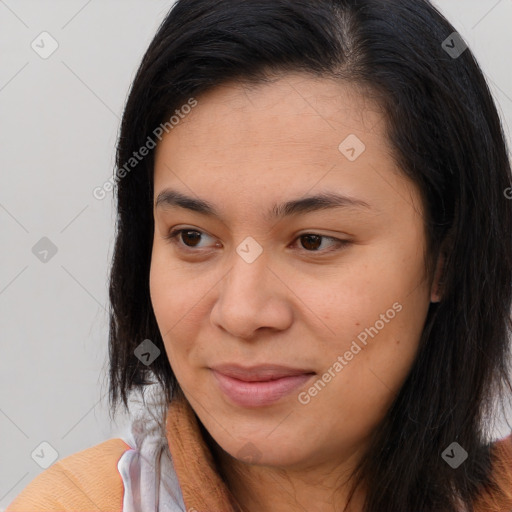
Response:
[165,389,239,512]
[117,387,187,512]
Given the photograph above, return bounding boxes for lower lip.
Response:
[211,370,315,407]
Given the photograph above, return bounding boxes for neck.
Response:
[205,433,368,512]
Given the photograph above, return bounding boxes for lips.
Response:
[210,364,316,407]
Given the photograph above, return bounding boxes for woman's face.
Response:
[150,73,437,470]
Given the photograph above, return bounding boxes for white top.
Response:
[115,387,187,512]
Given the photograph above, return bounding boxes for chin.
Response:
[208,427,312,468]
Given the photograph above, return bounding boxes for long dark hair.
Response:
[106,0,512,510]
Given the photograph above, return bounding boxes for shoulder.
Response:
[474,432,512,512]
[6,437,132,512]
[490,432,512,486]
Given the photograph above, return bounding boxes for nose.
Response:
[210,248,294,340]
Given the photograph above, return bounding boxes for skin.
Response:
[150,73,442,512]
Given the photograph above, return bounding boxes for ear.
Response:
[430,251,445,303]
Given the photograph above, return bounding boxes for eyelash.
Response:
[164,228,351,255]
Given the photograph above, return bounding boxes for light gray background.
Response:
[1,1,511,508]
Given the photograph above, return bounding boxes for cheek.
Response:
[325,265,428,399]
[149,252,176,328]
[149,249,190,352]
[150,244,200,324]
[149,246,214,365]
[294,242,430,378]
[290,261,413,340]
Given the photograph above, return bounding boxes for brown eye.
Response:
[299,234,323,251]
[165,228,217,250]
[179,230,202,247]
[295,234,349,253]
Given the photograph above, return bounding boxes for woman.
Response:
[7,0,512,510]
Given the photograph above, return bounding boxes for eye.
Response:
[165,228,219,250]
[293,233,349,253]
[164,228,350,254]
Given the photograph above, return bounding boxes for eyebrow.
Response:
[155,188,371,223]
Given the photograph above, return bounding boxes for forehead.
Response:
[155,74,388,169]
[157,73,385,150]
[151,72,419,220]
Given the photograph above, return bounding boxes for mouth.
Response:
[210,364,316,407]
